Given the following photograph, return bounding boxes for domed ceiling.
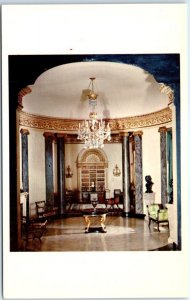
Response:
[22,61,169,120]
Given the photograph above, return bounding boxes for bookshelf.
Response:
[81,164,105,191]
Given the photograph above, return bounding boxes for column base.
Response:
[127,212,146,219]
[122,211,129,217]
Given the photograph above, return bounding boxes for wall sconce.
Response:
[65,165,73,178]
[113,164,121,177]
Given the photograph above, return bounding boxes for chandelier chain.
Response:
[77,78,111,149]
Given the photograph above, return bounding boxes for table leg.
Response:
[84,216,91,233]
[100,214,107,232]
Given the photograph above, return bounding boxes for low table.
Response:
[83,209,108,233]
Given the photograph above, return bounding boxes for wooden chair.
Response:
[21,216,47,241]
[35,201,58,219]
[107,196,121,211]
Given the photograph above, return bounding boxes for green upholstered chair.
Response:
[147,204,169,232]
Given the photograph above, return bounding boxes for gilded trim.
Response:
[18,107,172,131]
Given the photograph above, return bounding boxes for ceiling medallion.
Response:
[77,78,111,149]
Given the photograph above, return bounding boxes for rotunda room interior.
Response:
[9,54,181,251]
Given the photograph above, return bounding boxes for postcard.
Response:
[2,3,188,299]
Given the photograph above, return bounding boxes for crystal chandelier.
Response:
[77,78,111,149]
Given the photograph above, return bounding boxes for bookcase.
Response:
[81,164,105,191]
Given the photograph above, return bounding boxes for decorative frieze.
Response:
[111,108,172,130]
[19,107,172,132]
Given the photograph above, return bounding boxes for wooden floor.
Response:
[22,215,171,251]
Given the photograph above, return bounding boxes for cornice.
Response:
[109,107,172,130]
[18,107,172,132]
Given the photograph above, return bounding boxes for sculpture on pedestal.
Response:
[91,181,96,192]
[145,175,154,193]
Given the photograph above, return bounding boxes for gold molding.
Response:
[109,107,172,130]
[18,107,172,132]
[77,148,108,168]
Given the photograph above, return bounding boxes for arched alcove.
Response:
[77,148,108,193]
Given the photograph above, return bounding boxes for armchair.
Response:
[106,196,121,211]
[147,204,169,232]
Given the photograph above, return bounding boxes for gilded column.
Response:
[133,131,143,215]
[57,134,66,215]
[121,132,130,216]
[20,129,30,222]
[158,127,167,207]
[43,132,55,207]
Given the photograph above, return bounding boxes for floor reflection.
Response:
[21,216,170,252]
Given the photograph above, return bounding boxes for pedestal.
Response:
[143,192,155,220]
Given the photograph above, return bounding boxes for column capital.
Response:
[43,132,56,139]
[20,128,30,135]
[56,133,67,139]
[133,131,143,137]
[119,131,129,137]
[158,126,167,133]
